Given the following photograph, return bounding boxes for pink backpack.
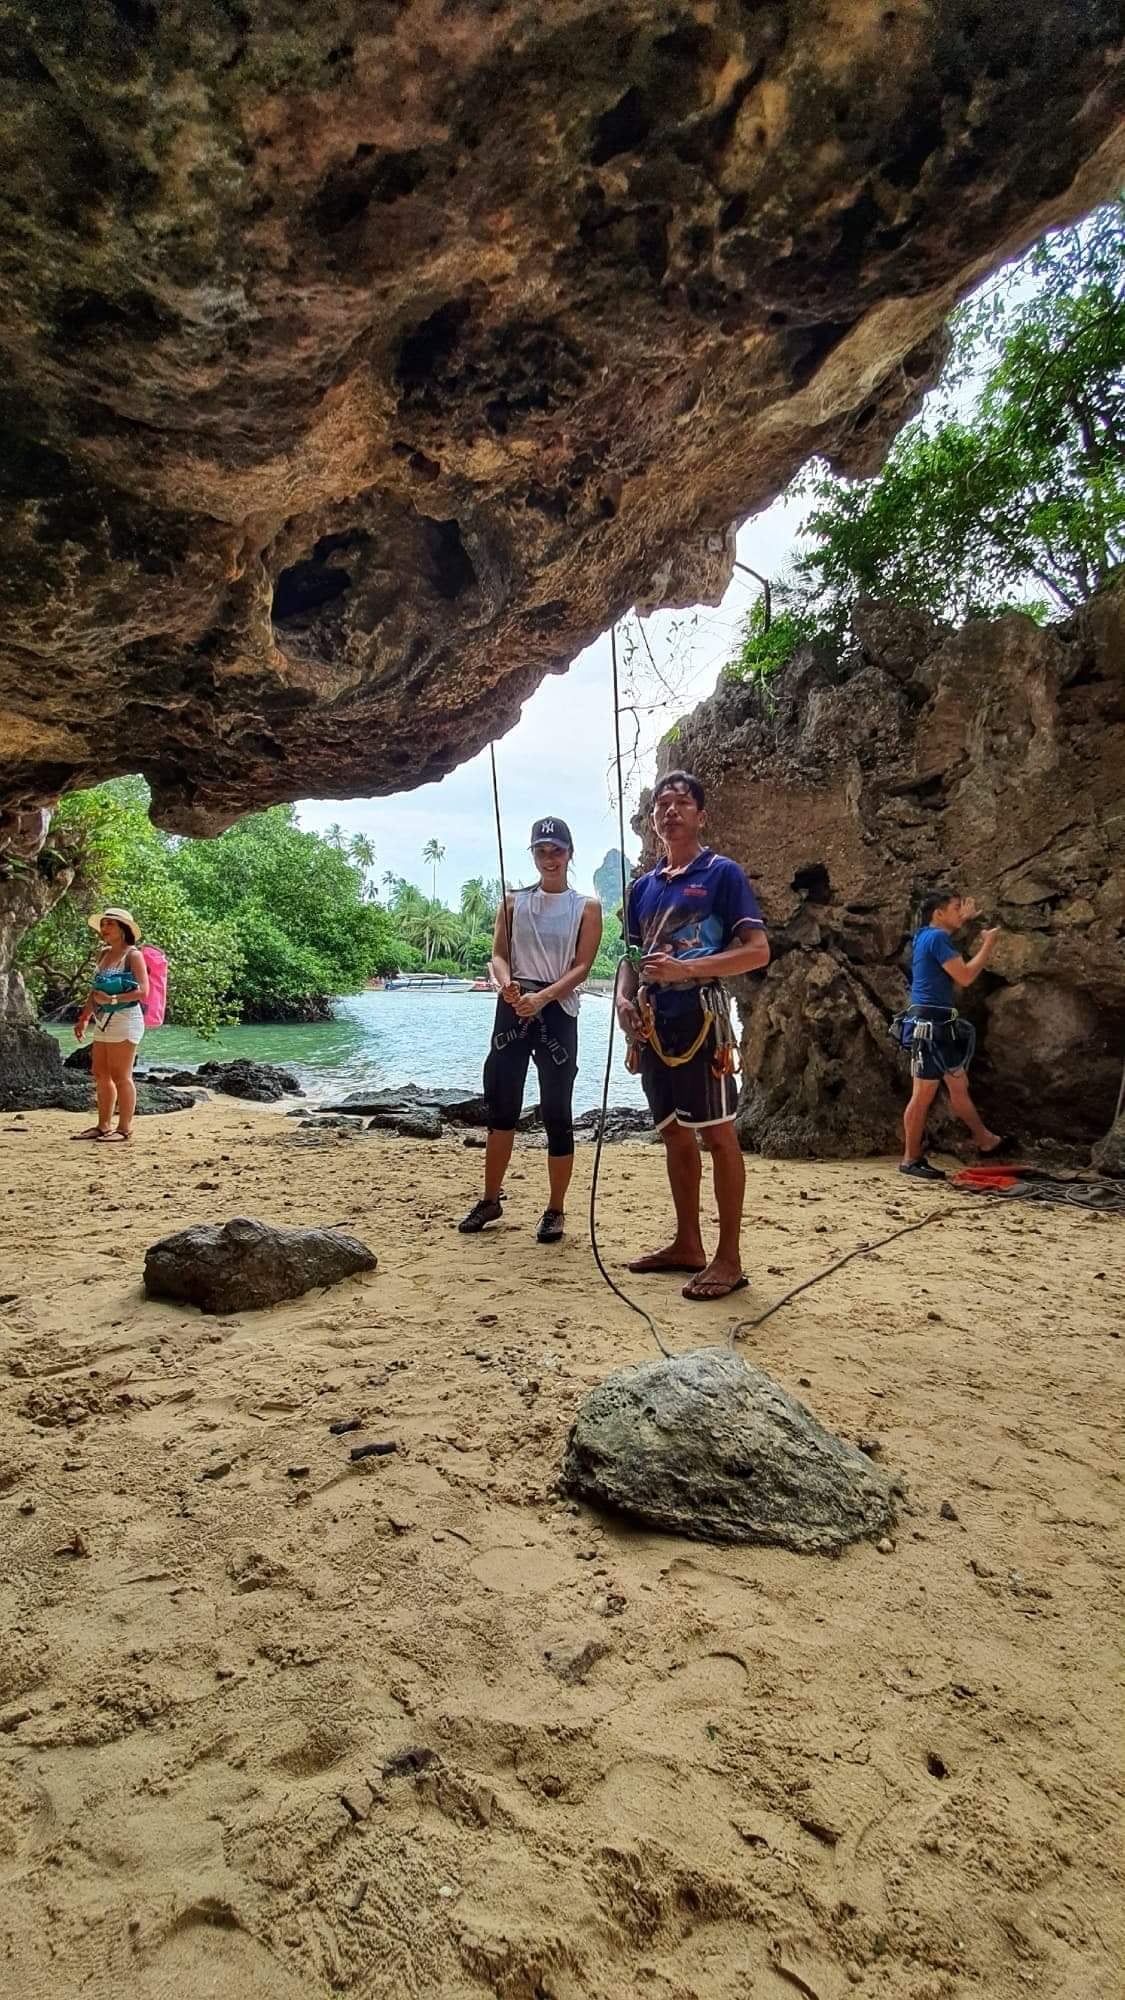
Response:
[140,946,168,1028]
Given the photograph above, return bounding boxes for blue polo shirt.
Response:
[626,847,764,1019]
[911,925,958,1007]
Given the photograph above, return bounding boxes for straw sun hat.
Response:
[88,908,142,943]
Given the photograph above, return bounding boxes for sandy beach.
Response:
[0,1100,1121,2000]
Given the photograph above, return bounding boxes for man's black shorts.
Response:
[639,1004,738,1131]
[910,1008,976,1081]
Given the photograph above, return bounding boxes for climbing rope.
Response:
[583,621,674,1357]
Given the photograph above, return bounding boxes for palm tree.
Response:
[421,900,462,964]
[422,838,445,900]
[459,875,497,932]
[349,833,377,899]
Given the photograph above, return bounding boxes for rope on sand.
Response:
[729,1207,949,1340]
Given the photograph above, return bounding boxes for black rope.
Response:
[587,961,673,1358]
[610,624,631,928]
[488,741,514,976]
[586,624,674,1359]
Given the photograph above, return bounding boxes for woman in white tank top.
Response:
[459,816,602,1243]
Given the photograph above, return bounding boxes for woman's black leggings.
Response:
[483,997,579,1157]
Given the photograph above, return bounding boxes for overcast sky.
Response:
[298,495,805,900]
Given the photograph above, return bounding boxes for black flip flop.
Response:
[682,1274,750,1302]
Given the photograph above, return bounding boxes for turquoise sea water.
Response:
[51,989,645,1116]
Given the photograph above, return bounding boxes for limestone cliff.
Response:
[1,1,1122,838]
[658,582,1125,1154]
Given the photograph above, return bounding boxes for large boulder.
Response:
[195,1059,304,1102]
[0,8,1121,835]
[660,583,1125,1155]
[562,1348,897,1553]
[144,1216,376,1314]
[0,1023,68,1110]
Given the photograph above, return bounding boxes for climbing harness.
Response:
[889,1007,976,1079]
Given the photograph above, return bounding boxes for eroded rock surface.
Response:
[195,1059,304,1101]
[662,584,1125,1154]
[143,1216,377,1314]
[562,1347,896,1552]
[1,4,1121,831]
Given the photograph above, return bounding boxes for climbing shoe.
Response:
[536,1208,565,1243]
[899,1159,946,1182]
[458,1195,504,1233]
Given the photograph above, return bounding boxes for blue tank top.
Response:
[93,959,141,1012]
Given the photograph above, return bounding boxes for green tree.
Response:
[459,875,498,933]
[726,596,820,684]
[169,805,408,1015]
[591,909,626,981]
[17,779,242,1034]
[21,787,417,1029]
[422,838,445,900]
[794,201,1124,629]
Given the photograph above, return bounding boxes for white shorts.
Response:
[90,1009,145,1046]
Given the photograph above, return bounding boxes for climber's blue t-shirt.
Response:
[626,847,764,1020]
[911,925,958,1007]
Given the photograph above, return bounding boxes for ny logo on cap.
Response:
[539,819,557,835]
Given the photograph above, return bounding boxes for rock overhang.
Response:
[0,1,1122,831]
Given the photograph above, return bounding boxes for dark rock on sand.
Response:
[0,1022,74,1110]
[562,1348,896,1553]
[144,1216,376,1315]
[0,1027,200,1115]
[573,1105,652,1142]
[195,1060,304,1102]
[366,1106,443,1140]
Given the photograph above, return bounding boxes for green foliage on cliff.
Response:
[728,599,821,684]
[726,199,1124,682]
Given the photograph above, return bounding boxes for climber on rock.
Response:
[617,771,769,1300]
[898,888,1007,1182]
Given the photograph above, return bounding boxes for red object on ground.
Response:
[951,1165,1023,1192]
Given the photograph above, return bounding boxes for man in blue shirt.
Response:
[900,886,1004,1181]
[619,771,769,1299]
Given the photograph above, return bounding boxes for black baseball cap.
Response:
[530,816,573,850]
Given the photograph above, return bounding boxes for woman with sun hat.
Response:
[71,907,150,1143]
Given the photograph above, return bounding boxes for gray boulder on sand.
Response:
[144,1216,376,1315]
[562,1348,897,1554]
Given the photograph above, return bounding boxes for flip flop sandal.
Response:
[94,1131,130,1143]
[71,1126,111,1141]
[682,1274,750,1302]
